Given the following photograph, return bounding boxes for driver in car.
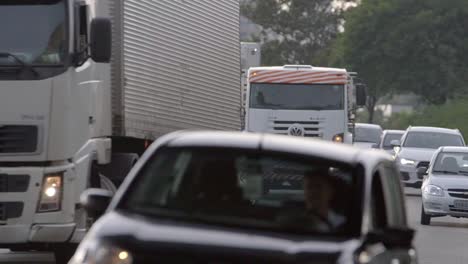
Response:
[303,168,345,231]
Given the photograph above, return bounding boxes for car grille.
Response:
[0,174,30,193]
[417,161,430,168]
[448,189,468,199]
[270,120,322,138]
[0,125,38,154]
[0,202,24,221]
[400,172,410,181]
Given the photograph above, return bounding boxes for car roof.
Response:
[160,131,390,166]
[383,129,405,134]
[440,146,468,153]
[407,126,460,135]
[355,123,382,129]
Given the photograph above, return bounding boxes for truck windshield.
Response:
[249,83,344,110]
[0,0,67,66]
[122,147,360,236]
[403,132,464,149]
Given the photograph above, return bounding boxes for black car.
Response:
[70,131,416,264]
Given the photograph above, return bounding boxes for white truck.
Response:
[240,42,261,129]
[244,65,366,143]
[0,0,240,261]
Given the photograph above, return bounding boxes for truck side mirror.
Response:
[356,84,367,107]
[90,18,112,63]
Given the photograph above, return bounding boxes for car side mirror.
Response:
[90,18,112,63]
[80,188,113,219]
[417,167,428,179]
[356,84,367,107]
[365,227,415,248]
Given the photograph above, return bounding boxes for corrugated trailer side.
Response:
[110,0,241,139]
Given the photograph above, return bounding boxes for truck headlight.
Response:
[424,184,444,197]
[37,173,63,212]
[400,158,416,166]
[70,240,133,264]
[332,133,344,143]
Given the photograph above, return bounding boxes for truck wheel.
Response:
[53,243,78,264]
[420,205,431,225]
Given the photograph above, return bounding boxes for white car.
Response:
[421,146,468,225]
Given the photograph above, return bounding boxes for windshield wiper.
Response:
[432,170,459,175]
[0,52,39,78]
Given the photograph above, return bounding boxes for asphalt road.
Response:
[2,188,468,264]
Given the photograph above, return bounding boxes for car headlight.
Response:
[400,158,416,166]
[70,239,133,264]
[424,185,444,197]
[37,173,63,212]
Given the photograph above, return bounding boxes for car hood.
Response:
[429,175,468,189]
[398,148,437,162]
[88,211,361,263]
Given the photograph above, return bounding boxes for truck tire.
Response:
[53,243,78,264]
[420,205,431,225]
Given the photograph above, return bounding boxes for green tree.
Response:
[241,0,355,66]
[332,0,468,122]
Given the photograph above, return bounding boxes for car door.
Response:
[366,164,416,264]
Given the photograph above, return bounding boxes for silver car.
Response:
[393,126,465,188]
[421,147,468,225]
[379,129,405,154]
[353,123,383,149]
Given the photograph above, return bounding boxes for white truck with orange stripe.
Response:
[244,65,366,143]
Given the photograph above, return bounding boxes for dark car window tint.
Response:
[403,132,464,149]
[122,147,361,236]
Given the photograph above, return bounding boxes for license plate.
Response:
[453,200,468,209]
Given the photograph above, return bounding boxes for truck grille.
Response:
[270,121,322,138]
[0,202,24,221]
[0,174,30,192]
[0,125,38,154]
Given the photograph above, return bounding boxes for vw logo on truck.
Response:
[288,124,305,137]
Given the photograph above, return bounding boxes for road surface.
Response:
[2,189,468,263]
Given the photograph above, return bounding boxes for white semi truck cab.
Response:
[245,65,366,143]
[0,0,115,261]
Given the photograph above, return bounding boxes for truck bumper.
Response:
[0,164,77,244]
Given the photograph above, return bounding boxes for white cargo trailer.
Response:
[0,0,240,261]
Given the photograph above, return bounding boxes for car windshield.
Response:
[354,126,382,144]
[122,147,360,236]
[0,0,67,65]
[432,152,468,175]
[382,132,404,149]
[249,83,344,110]
[403,132,464,149]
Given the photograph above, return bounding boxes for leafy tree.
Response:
[241,0,355,66]
[332,0,468,122]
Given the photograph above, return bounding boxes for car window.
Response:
[382,133,403,149]
[354,126,382,144]
[403,132,464,149]
[121,147,362,236]
[369,171,388,230]
[380,164,407,227]
[432,152,468,175]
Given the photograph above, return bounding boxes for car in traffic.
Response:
[69,131,416,264]
[353,123,383,149]
[393,126,465,188]
[420,147,468,225]
[380,129,405,154]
